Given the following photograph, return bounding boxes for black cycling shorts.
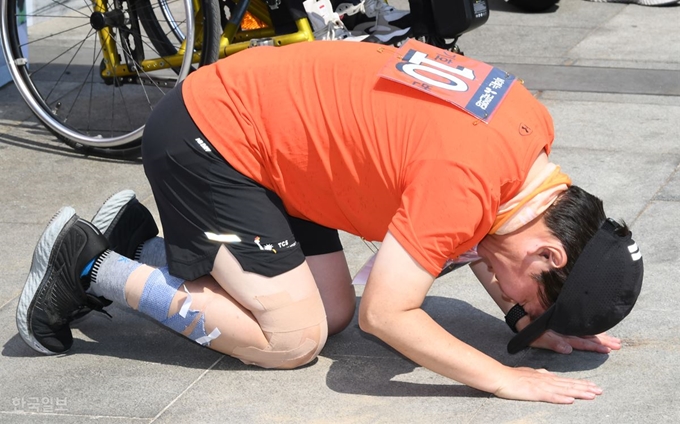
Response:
[141,83,343,281]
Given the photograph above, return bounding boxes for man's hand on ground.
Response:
[514,316,621,354]
[493,367,603,404]
[530,330,622,354]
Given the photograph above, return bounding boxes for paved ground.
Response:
[1,0,679,422]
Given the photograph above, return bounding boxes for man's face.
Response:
[477,235,551,319]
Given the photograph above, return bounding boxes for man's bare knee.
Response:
[232,321,327,369]
[231,292,328,369]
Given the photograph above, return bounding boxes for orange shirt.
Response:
[182,41,555,276]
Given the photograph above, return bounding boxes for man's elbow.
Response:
[358,302,387,336]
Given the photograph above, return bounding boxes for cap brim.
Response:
[507,305,556,354]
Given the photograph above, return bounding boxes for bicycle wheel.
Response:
[137,0,220,68]
[0,0,196,158]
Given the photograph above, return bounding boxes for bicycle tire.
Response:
[137,0,220,67]
[199,0,221,66]
[0,0,196,158]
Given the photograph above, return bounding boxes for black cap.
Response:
[507,218,644,354]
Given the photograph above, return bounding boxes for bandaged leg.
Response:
[135,236,167,268]
[231,292,328,369]
[137,268,220,347]
[89,251,141,307]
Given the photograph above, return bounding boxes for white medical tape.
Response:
[195,328,222,346]
[179,285,192,317]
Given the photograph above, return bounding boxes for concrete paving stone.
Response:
[627,200,680,265]
[457,0,637,67]
[569,6,680,68]
[572,58,680,71]
[615,196,680,341]
[546,148,678,223]
[0,126,149,225]
[541,93,680,154]
[0,414,151,423]
[458,24,591,64]
[0,271,28,311]
[539,90,680,106]
[483,0,625,28]
[655,166,680,201]
[459,1,679,71]
[498,64,680,96]
[0,84,34,123]
[0,221,40,270]
[469,345,680,423]
[628,261,680,316]
[0,299,223,418]
[153,354,489,424]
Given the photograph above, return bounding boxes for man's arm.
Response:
[469,261,531,325]
[359,231,602,403]
[469,259,621,354]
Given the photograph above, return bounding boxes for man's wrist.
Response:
[514,315,531,332]
[505,304,528,333]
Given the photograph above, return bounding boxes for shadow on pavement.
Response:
[2,295,609,389]
[0,125,142,164]
[2,305,222,369]
[323,296,609,396]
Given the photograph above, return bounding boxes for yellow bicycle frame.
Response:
[98,0,314,79]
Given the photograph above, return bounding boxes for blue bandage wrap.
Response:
[187,314,208,341]
[137,267,219,345]
[162,308,200,334]
[138,268,184,322]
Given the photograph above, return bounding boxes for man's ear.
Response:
[537,244,567,269]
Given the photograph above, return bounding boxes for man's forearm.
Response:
[470,261,515,314]
[361,306,508,394]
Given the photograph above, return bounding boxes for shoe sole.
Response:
[91,189,136,236]
[16,207,77,355]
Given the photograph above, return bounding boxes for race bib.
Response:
[378,39,516,122]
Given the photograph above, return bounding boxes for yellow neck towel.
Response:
[490,163,572,235]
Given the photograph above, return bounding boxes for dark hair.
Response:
[535,185,607,308]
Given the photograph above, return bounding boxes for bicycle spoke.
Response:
[81,0,94,14]
[20,21,92,47]
[28,27,96,75]
[42,27,97,105]
[47,0,92,18]
[60,57,99,126]
[87,33,97,133]
[39,44,105,114]
[109,28,171,95]
[115,39,142,124]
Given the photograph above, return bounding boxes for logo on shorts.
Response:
[253,236,297,253]
[195,137,211,152]
[254,236,277,254]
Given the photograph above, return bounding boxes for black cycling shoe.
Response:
[91,190,158,260]
[16,207,110,354]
